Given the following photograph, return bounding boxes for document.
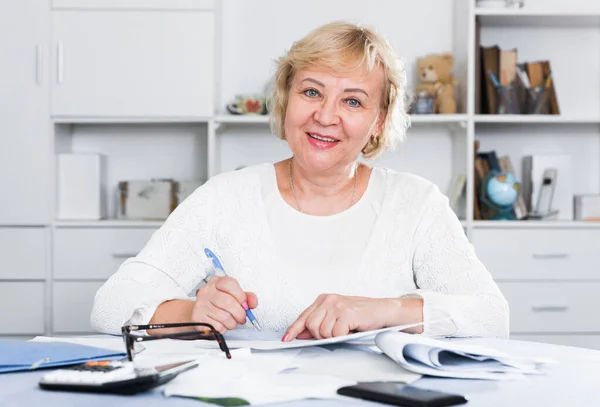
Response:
[288,346,421,383]
[375,331,558,380]
[164,349,355,404]
[32,336,127,353]
[194,321,425,351]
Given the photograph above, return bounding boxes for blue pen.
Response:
[204,248,262,330]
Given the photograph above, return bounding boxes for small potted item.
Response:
[226,94,268,115]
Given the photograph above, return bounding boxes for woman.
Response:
[91,21,509,341]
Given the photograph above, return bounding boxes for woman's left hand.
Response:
[282,294,403,342]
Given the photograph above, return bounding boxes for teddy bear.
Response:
[415,53,458,114]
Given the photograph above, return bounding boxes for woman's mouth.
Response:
[306,132,339,149]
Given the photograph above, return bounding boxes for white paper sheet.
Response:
[375,331,558,380]
[164,350,355,405]
[31,336,129,353]
[289,346,421,383]
[194,321,425,350]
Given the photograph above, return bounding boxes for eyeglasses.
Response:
[121,322,232,362]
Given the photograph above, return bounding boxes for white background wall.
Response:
[215,0,461,193]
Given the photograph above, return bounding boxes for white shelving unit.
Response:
[2,0,600,348]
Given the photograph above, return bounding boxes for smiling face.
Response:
[283,63,386,173]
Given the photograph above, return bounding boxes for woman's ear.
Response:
[375,111,387,136]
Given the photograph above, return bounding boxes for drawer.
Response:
[54,228,157,279]
[53,282,104,333]
[0,228,48,280]
[0,282,45,334]
[511,334,600,351]
[498,282,600,333]
[473,229,600,280]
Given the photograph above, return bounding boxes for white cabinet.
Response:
[54,227,157,280]
[51,9,215,118]
[0,2,51,225]
[53,281,104,333]
[0,228,48,280]
[473,229,600,281]
[0,283,45,335]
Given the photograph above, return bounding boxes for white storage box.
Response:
[57,153,106,220]
[574,195,600,221]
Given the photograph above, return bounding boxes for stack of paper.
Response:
[375,331,557,380]
[163,349,355,405]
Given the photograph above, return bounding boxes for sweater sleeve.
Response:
[90,181,216,335]
[407,185,510,339]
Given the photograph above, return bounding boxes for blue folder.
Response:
[0,339,126,373]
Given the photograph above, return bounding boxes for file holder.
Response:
[495,83,521,114]
[495,83,549,114]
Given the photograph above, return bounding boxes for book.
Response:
[375,331,556,380]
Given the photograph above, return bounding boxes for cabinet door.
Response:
[0,3,51,225]
[53,282,104,333]
[0,228,48,280]
[0,282,45,335]
[51,10,214,118]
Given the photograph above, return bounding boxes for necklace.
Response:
[288,158,359,213]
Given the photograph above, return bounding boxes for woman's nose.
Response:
[313,99,340,126]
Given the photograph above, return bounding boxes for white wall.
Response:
[218,0,455,108]
[216,0,461,193]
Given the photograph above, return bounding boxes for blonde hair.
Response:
[267,21,410,159]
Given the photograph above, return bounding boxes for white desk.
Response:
[2,338,600,406]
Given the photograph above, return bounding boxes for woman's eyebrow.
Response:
[301,78,369,97]
[301,77,325,87]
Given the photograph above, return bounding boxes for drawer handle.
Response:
[532,253,570,260]
[531,306,569,313]
[112,253,138,259]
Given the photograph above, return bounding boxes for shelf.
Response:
[472,220,600,229]
[410,114,468,124]
[213,114,468,126]
[474,115,600,124]
[475,8,600,27]
[214,114,270,124]
[54,220,164,228]
[53,116,212,124]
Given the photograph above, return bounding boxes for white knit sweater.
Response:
[91,164,509,338]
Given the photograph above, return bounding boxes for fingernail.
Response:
[282,333,289,342]
[242,301,249,311]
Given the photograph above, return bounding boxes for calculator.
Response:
[39,359,199,395]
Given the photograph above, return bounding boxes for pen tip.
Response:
[252,320,262,331]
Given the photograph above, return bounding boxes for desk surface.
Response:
[3,337,600,407]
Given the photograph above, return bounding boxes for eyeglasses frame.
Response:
[121,322,232,362]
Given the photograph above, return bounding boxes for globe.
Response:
[486,172,519,206]
[480,171,520,220]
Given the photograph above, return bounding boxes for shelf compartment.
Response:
[214,114,469,126]
[474,115,600,124]
[53,116,212,124]
[54,220,164,228]
[475,9,600,27]
[472,220,600,229]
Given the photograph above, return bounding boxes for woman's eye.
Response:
[346,98,362,108]
[304,89,320,98]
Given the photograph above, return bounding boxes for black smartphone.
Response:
[337,382,468,407]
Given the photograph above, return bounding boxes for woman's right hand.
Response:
[191,276,258,334]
